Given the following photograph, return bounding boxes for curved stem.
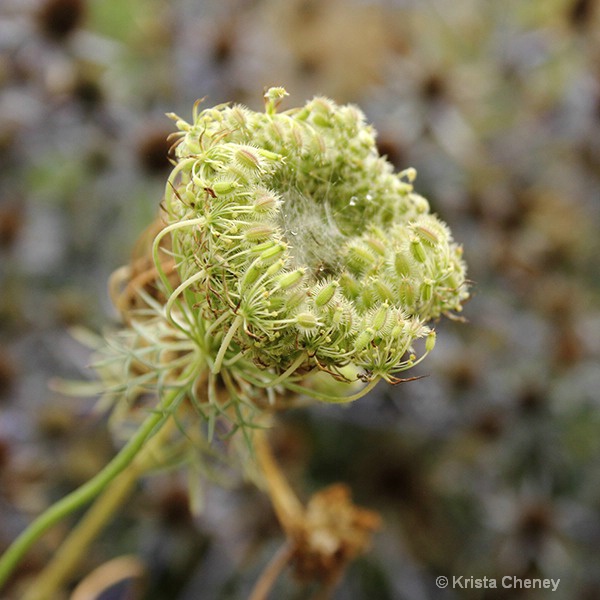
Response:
[165,268,206,322]
[283,378,380,404]
[150,215,204,335]
[0,388,182,591]
[249,430,304,599]
[21,418,177,600]
[253,353,307,389]
[213,314,242,374]
[248,541,294,600]
[253,430,303,536]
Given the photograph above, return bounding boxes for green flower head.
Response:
[148,87,468,397]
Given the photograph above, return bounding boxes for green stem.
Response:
[21,417,177,600]
[213,314,242,374]
[283,378,380,404]
[165,269,206,324]
[0,388,182,591]
[255,353,307,389]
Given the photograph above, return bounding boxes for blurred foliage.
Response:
[1,0,600,598]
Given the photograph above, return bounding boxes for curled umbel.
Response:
[148,88,468,402]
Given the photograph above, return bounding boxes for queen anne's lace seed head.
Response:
[97,87,468,434]
[158,88,468,390]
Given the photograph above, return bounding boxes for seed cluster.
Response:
[156,88,468,389]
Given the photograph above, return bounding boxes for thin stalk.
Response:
[248,541,294,600]
[0,387,182,591]
[213,314,243,374]
[21,419,177,600]
[255,353,307,389]
[283,378,380,404]
[253,430,303,537]
[165,269,206,322]
[249,430,306,598]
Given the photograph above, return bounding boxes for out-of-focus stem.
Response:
[249,430,304,600]
[247,541,294,600]
[0,388,182,592]
[21,418,176,600]
[253,429,303,536]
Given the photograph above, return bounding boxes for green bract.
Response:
[152,88,468,394]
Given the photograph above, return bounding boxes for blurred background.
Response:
[1,0,600,598]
